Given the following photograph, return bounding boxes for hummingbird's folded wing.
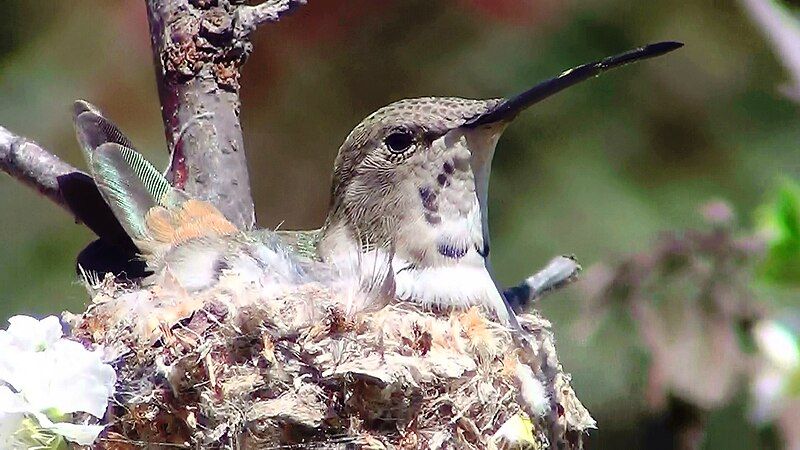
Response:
[67,101,141,249]
[71,102,236,278]
[69,101,160,279]
[89,142,172,244]
[72,103,311,292]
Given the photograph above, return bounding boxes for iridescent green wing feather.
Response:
[90,143,172,242]
[74,100,180,244]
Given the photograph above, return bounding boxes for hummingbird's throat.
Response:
[389,124,513,322]
[395,125,505,267]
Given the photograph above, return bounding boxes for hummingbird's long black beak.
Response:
[464,41,683,127]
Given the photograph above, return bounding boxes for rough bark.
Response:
[143,0,305,230]
[143,0,304,229]
[0,125,79,216]
[145,0,257,229]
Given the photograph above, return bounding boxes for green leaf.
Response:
[757,178,800,284]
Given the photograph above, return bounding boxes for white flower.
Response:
[0,386,27,448]
[13,340,116,418]
[0,315,117,447]
[0,315,63,389]
[35,412,107,446]
[753,320,800,371]
[0,315,63,352]
[749,319,800,423]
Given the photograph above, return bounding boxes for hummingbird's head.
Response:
[322,41,684,265]
[326,96,501,243]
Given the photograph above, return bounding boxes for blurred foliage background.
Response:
[0,0,798,448]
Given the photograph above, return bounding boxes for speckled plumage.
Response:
[328,97,502,220]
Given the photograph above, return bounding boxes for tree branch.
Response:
[739,0,800,103]
[0,125,77,214]
[146,0,252,230]
[236,0,308,36]
[145,0,306,230]
[504,255,582,312]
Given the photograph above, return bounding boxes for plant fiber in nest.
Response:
[66,272,595,449]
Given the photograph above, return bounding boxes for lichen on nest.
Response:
[65,273,594,449]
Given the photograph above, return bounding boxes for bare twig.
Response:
[236,0,308,37]
[503,255,582,312]
[739,0,800,102]
[0,125,77,214]
[145,0,306,230]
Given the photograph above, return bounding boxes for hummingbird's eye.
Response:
[385,131,415,153]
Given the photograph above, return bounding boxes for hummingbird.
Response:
[277,41,683,325]
[68,42,682,328]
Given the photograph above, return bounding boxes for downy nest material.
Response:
[66,268,595,449]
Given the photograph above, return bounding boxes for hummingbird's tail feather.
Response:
[74,100,234,249]
[70,101,311,295]
[73,100,173,255]
[67,101,150,279]
[91,143,241,260]
[87,140,290,292]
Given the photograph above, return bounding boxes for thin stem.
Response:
[503,255,582,312]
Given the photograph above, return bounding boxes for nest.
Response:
[66,273,595,449]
